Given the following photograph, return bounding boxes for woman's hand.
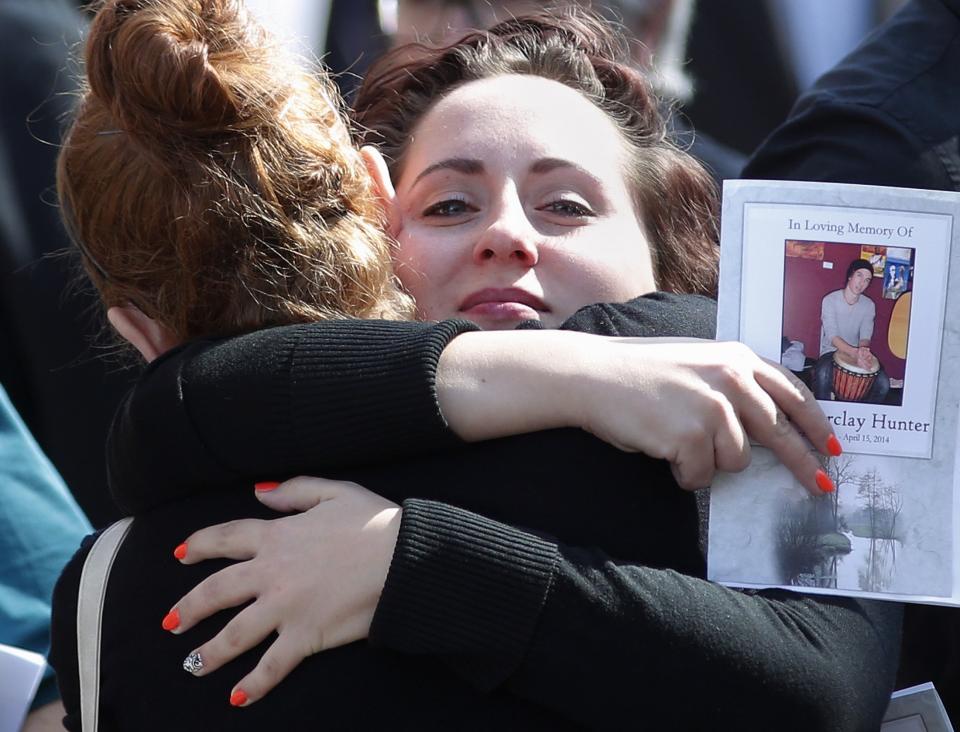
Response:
[165,477,400,707]
[584,339,839,492]
[438,332,838,493]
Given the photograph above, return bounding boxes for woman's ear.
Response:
[360,145,401,237]
[107,305,179,363]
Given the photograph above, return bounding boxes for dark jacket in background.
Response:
[744,0,960,192]
[0,0,133,527]
[744,0,960,722]
[685,0,799,156]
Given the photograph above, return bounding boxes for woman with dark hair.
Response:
[50,2,896,730]
[354,11,719,301]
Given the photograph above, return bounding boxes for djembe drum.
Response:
[832,351,880,402]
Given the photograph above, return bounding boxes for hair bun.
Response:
[86,0,262,138]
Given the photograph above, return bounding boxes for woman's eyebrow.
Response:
[412,158,484,185]
[529,158,602,184]
[529,158,575,174]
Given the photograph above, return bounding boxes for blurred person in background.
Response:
[258,0,904,178]
[0,381,91,731]
[0,0,134,528]
[384,0,745,181]
[1,3,110,726]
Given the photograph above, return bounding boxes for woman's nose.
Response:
[472,203,540,266]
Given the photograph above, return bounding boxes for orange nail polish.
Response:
[254,481,281,492]
[230,688,248,707]
[815,469,835,493]
[173,542,188,560]
[162,608,180,632]
[826,434,843,457]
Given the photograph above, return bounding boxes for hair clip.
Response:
[96,129,123,136]
[59,198,113,282]
[73,236,112,281]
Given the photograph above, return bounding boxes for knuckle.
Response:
[199,572,225,602]
[702,393,730,423]
[674,453,712,490]
[229,519,264,541]
[719,361,744,386]
[680,422,710,446]
[259,654,286,682]
[671,462,713,491]
[670,463,691,490]
[794,378,816,404]
[177,594,202,624]
[213,521,244,550]
[730,447,752,473]
[725,341,752,363]
[706,361,742,392]
[687,468,713,490]
[313,630,328,654]
[222,620,247,651]
[192,644,221,672]
[675,476,694,491]
[773,408,793,434]
[782,366,813,401]
[767,410,794,442]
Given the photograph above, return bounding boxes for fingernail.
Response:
[230,688,249,707]
[254,481,281,492]
[183,651,204,675]
[815,469,835,493]
[173,542,188,560]
[826,434,843,457]
[161,608,180,632]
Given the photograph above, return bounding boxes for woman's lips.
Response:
[459,288,548,321]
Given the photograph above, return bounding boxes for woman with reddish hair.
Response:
[50,2,897,730]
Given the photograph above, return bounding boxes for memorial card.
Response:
[709,180,960,605]
[882,683,954,732]
[0,642,46,732]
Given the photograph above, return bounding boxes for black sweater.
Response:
[51,294,901,730]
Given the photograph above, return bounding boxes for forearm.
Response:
[436,330,596,441]
[110,320,477,511]
[186,320,475,471]
[110,295,722,509]
[520,550,900,730]
[371,500,900,731]
[370,499,559,690]
[831,336,858,357]
[437,293,718,442]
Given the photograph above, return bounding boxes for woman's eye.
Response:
[422,198,476,217]
[539,199,595,218]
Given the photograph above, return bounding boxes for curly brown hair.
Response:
[354,9,719,298]
[58,0,413,346]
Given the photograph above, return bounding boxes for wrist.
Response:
[370,503,402,589]
[361,505,402,635]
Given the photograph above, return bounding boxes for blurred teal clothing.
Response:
[0,383,91,708]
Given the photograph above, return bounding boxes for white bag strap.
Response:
[77,517,134,732]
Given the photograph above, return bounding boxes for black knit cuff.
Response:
[370,499,559,691]
[281,319,478,466]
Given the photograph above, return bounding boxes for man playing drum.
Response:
[812,258,891,403]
